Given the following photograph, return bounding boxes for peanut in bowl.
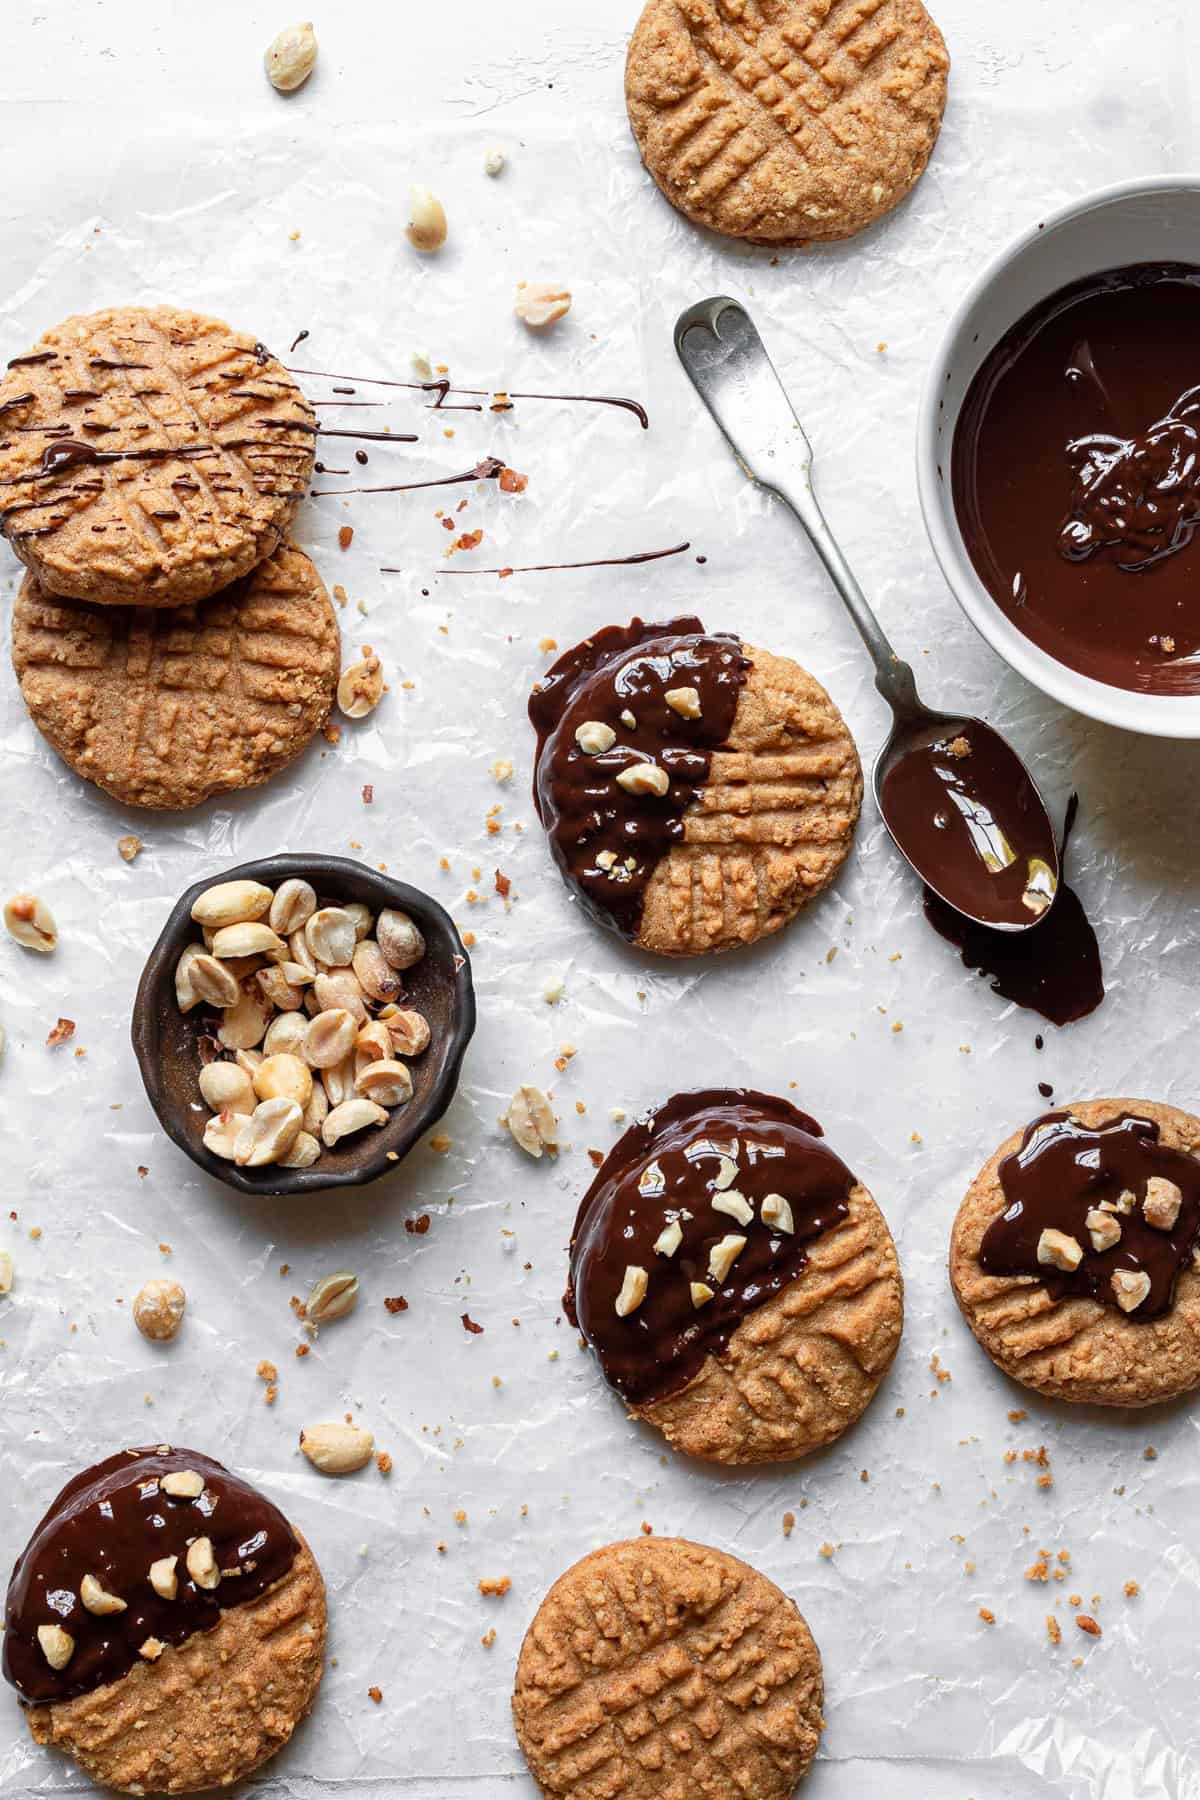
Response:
[132,854,476,1195]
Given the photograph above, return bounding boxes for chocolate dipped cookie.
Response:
[4,1444,326,1793]
[529,618,861,956]
[565,1088,902,1464]
[951,1099,1200,1406]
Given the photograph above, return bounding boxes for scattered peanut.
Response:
[4,893,57,952]
[406,185,447,253]
[305,1272,360,1325]
[337,652,384,720]
[265,20,317,91]
[504,1085,557,1158]
[514,281,572,329]
[300,1420,375,1474]
[133,1279,187,1343]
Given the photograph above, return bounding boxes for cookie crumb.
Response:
[782,1511,795,1538]
[478,1575,511,1597]
[481,1628,497,1648]
[1046,1615,1061,1646]
[977,1607,995,1625]
[367,1685,383,1704]
[1075,1614,1102,1637]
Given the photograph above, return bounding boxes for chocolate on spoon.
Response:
[674,296,1061,936]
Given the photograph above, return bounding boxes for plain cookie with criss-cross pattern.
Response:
[513,1536,824,1800]
[626,0,949,244]
[12,540,339,809]
[0,305,315,606]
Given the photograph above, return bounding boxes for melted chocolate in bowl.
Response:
[3,1446,298,1704]
[880,723,1058,927]
[564,1089,853,1408]
[979,1112,1200,1318]
[953,262,1200,694]
[529,619,749,941]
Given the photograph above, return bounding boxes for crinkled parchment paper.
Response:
[2,1,1200,1795]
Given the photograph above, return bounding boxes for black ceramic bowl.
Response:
[132,855,476,1196]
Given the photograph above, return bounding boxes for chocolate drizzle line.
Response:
[316,456,504,500]
[288,365,649,428]
[2,1446,298,1706]
[529,617,748,941]
[979,1111,1200,1319]
[565,1089,854,1407]
[923,793,1103,1026]
[439,542,691,577]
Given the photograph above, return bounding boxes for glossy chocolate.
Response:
[924,794,1104,1026]
[3,1446,298,1705]
[880,724,1058,927]
[953,262,1200,694]
[529,619,749,940]
[565,1089,853,1407]
[979,1111,1200,1317]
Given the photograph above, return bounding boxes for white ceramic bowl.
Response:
[917,175,1200,739]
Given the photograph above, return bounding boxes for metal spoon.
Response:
[674,295,1060,933]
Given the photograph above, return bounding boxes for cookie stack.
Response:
[0,306,339,810]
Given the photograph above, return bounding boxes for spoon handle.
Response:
[674,296,923,720]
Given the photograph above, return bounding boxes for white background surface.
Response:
[2,2,1200,1795]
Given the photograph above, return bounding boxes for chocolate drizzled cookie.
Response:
[0,307,315,607]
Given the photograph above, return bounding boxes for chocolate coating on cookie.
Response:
[566,1089,852,1407]
[4,1446,298,1704]
[530,619,749,940]
[980,1111,1200,1318]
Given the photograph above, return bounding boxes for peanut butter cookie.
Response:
[626,0,949,244]
[529,618,861,956]
[4,1445,326,1793]
[566,1088,902,1463]
[12,540,339,809]
[0,306,315,606]
[950,1099,1200,1407]
[513,1536,824,1799]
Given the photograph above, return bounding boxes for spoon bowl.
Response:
[874,711,1060,932]
[674,295,1060,934]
